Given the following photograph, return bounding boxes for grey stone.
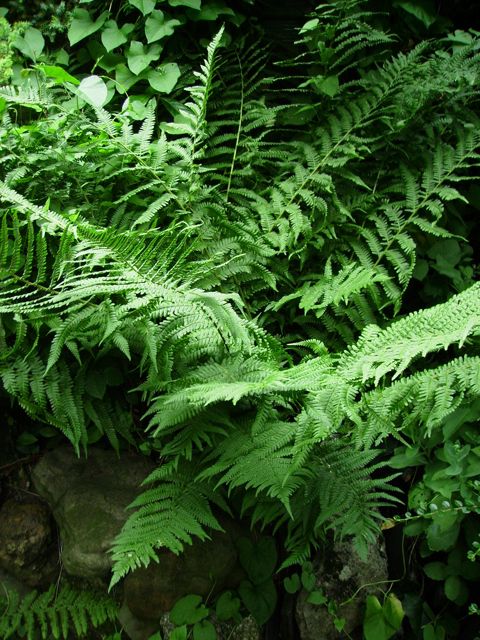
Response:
[295,537,389,640]
[229,615,262,640]
[157,612,261,640]
[118,601,159,640]
[0,498,57,587]
[124,519,245,619]
[31,446,154,579]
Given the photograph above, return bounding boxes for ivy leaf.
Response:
[363,596,390,640]
[115,63,147,93]
[192,620,217,640]
[148,63,181,93]
[191,3,235,20]
[215,591,240,621]
[237,537,277,585]
[315,75,339,97]
[145,10,182,43]
[101,20,128,51]
[283,574,301,594]
[383,594,404,632]
[306,590,327,605]
[68,9,108,46]
[170,595,209,625]
[128,0,156,15]
[423,561,448,580]
[444,575,468,605]
[238,579,277,626]
[77,75,108,107]
[168,0,201,8]
[395,0,437,28]
[127,41,162,75]
[37,64,80,85]
[13,27,44,61]
[169,626,188,640]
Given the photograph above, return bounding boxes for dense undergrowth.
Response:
[1,0,480,638]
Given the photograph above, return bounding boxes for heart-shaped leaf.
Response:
[215,591,240,621]
[145,10,182,43]
[68,9,108,46]
[148,63,181,93]
[283,574,301,594]
[37,65,79,85]
[193,620,217,640]
[170,595,209,626]
[127,41,162,75]
[237,536,277,585]
[129,0,156,15]
[238,579,277,626]
[101,20,128,51]
[169,0,201,8]
[77,75,108,107]
[13,27,44,61]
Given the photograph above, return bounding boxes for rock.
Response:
[118,601,159,640]
[230,615,262,640]
[157,612,261,640]
[0,567,33,597]
[295,537,389,640]
[31,446,154,579]
[0,498,56,587]
[124,520,245,619]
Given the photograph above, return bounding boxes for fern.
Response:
[0,584,117,639]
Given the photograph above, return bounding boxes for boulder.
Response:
[295,537,389,640]
[31,446,154,579]
[124,519,245,619]
[0,498,56,587]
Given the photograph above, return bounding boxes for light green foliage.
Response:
[0,1,479,633]
[0,584,118,639]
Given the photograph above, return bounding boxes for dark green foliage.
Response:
[0,1,480,634]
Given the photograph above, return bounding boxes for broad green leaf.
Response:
[127,41,162,75]
[54,49,70,65]
[364,610,389,640]
[169,626,188,640]
[145,10,181,43]
[333,618,346,631]
[13,27,44,61]
[383,594,404,631]
[122,95,154,120]
[215,591,240,621]
[37,64,80,85]
[283,574,301,594]
[316,75,339,97]
[170,595,209,625]
[299,18,319,33]
[101,20,128,51]
[77,75,108,107]
[423,561,448,580]
[68,9,108,46]
[237,537,277,585]
[444,575,468,604]
[148,63,181,93]
[169,0,201,8]
[306,590,327,605]
[396,0,437,28]
[238,579,277,626]
[301,566,316,592]
[129,0,156,15]
[389,445,426,468]
[192,3,234,20]
[426,514,461,551]
[115,63,146,93]
[193,620,216,640]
